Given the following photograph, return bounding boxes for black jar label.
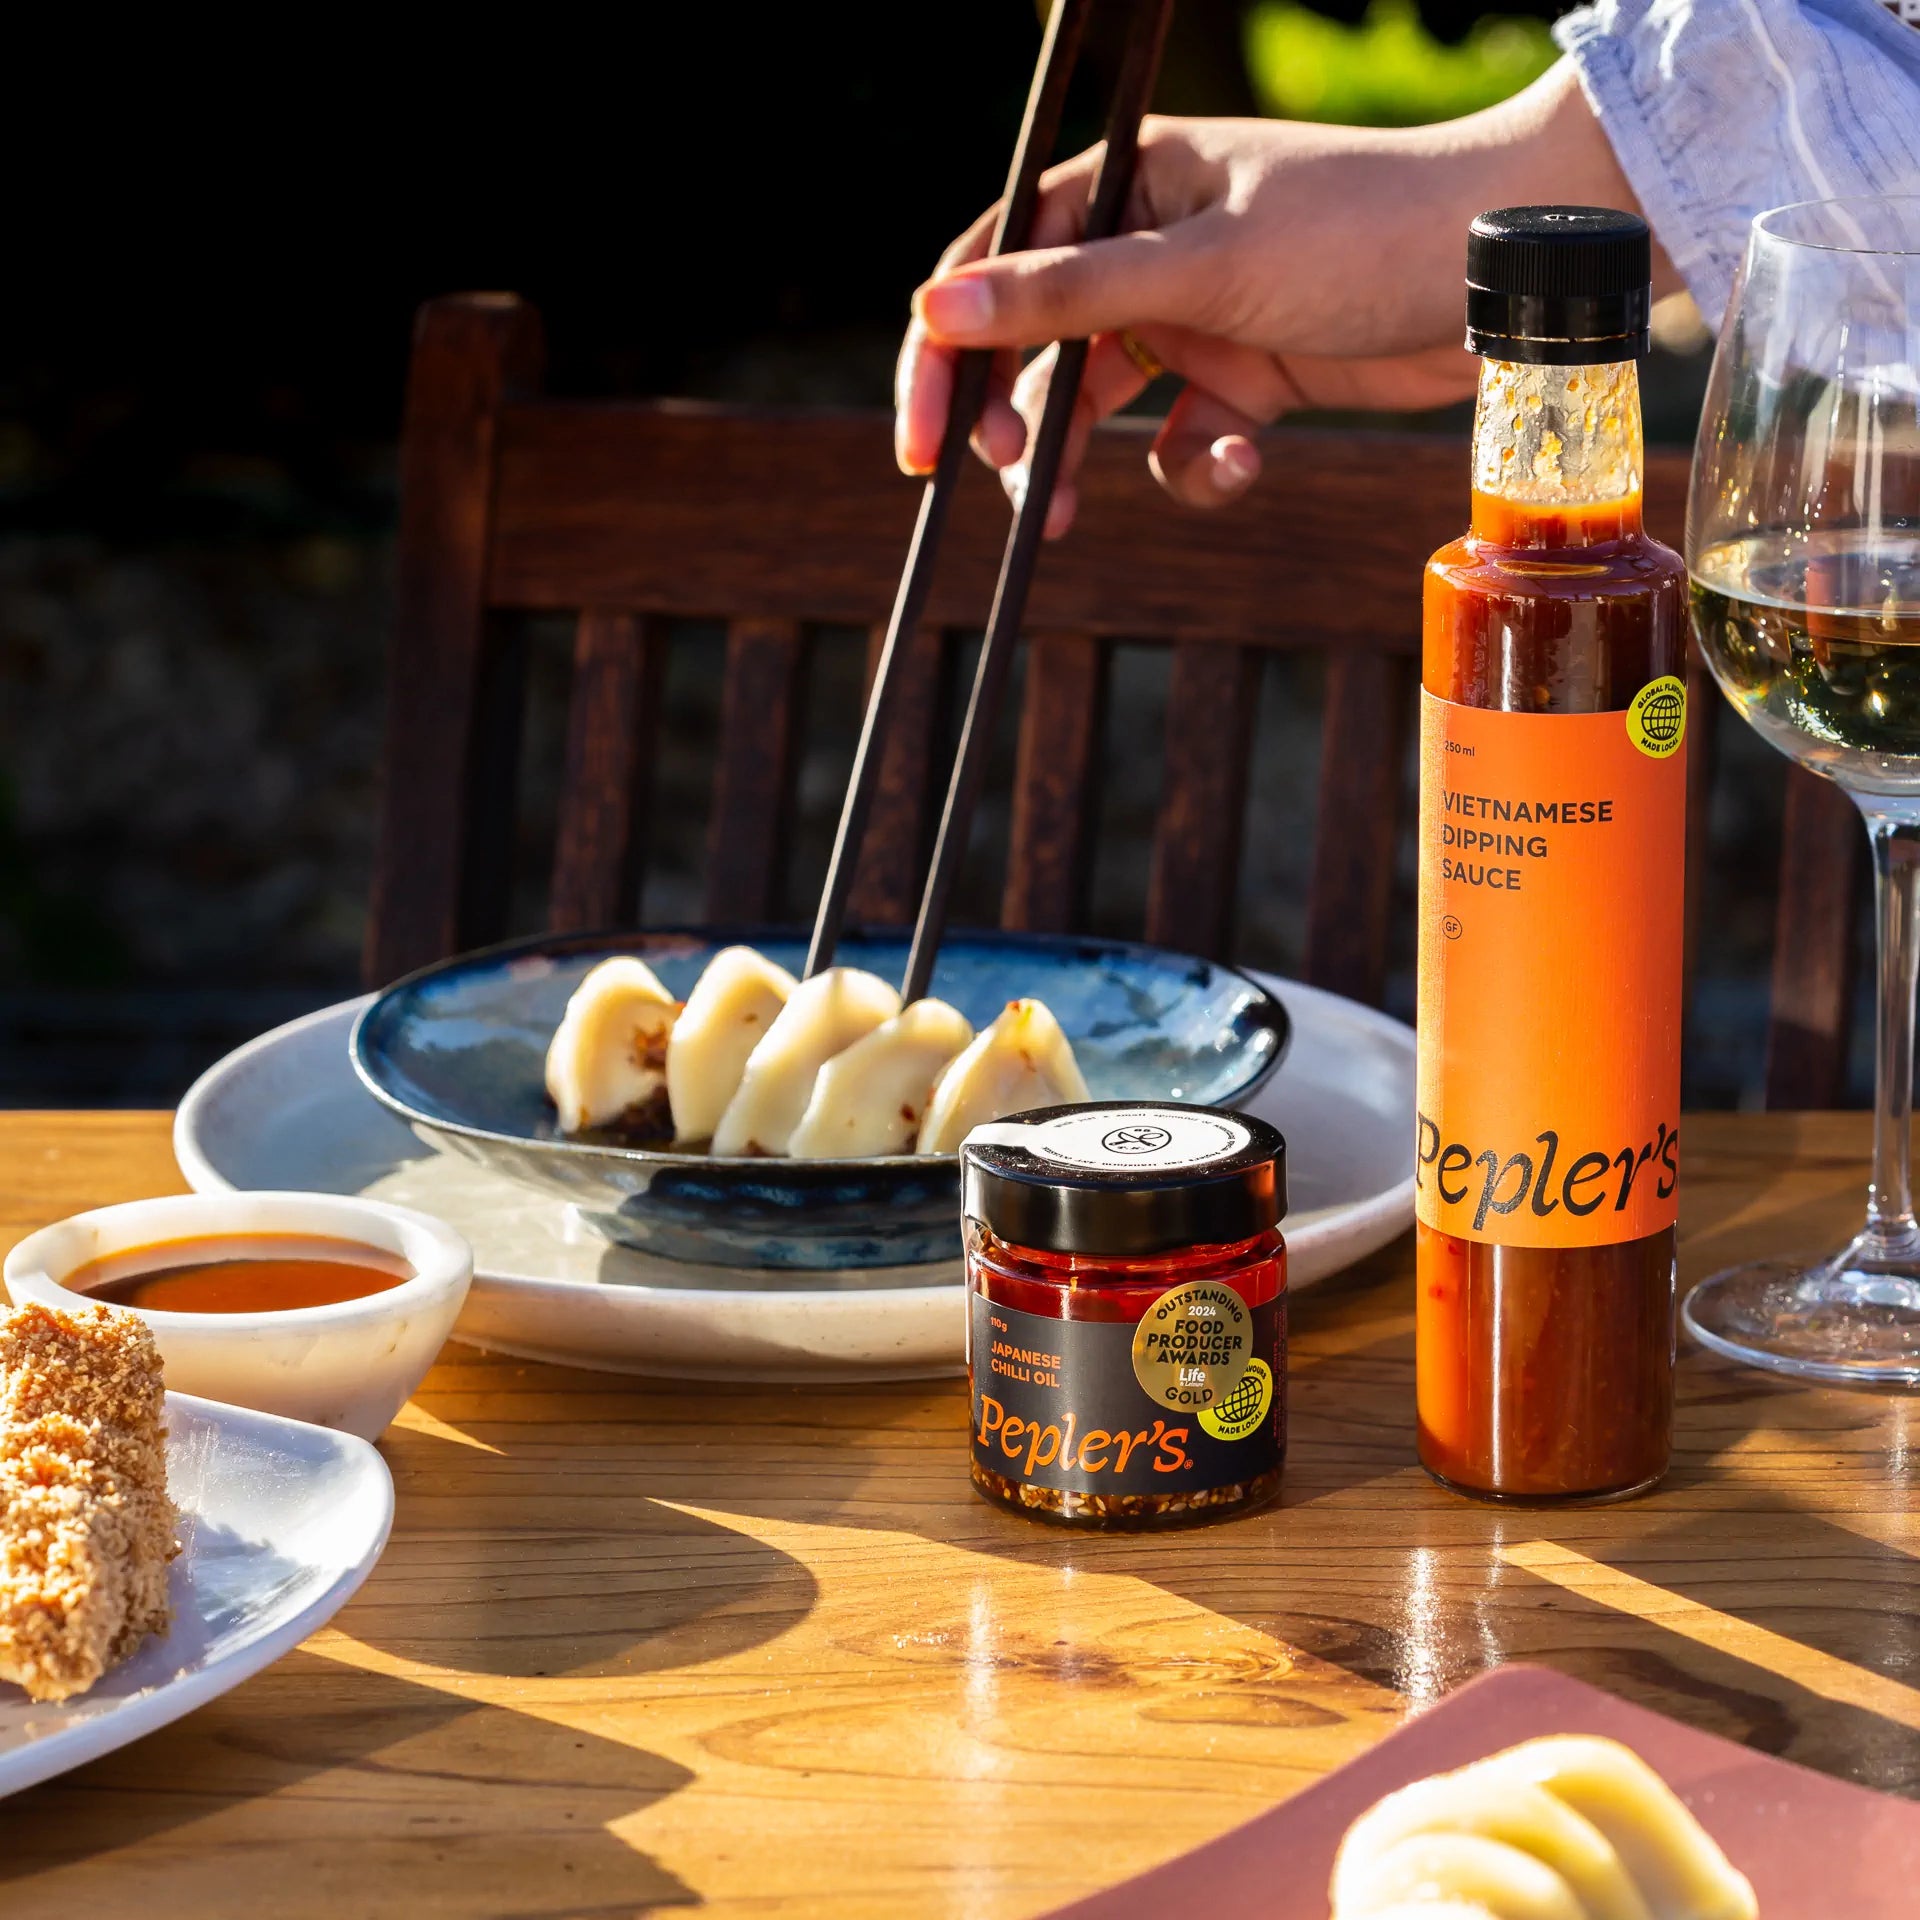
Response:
[969,1284,1284,1498]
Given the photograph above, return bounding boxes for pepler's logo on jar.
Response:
[1415,1114,1678,1243]
[968,1291,1281,1501]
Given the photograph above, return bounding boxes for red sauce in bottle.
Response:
[1418,468,1685,1499]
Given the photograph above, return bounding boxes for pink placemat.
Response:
[1046,1663,1920,1918]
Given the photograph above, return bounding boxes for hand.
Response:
[894,62,1667,536]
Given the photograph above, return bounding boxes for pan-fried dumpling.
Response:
[1330,1736,1756,1920]
[544,957,679,1135]
[1330,1774,1648,1920]
[1477,1738,1757,1920]
[915,998,1089,1154]
[666,946,796,1144]
[787,998,973,1158]
[710,966,901,1157]
[1356,1908,1503,1919]
[1335,1832,1587,1920]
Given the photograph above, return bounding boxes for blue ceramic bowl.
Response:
[350,928,1289,1273]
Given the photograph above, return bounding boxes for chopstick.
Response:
[803,0,1092,982]
[900,0,1174,1008]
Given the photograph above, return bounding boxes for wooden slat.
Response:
[1002,631,1109,934]
[1304,651,1416,1007]
[548,610,668,932]
[1764,763,1862,1108]
[365,294,545,985]
[15,1109,1920,1911]
[704,617,809,923]
[1640,446,1691,555]
[1681,638,1721,1011]
[487,406,1482,648]
[459,615,530,953]
[846,625,947,927]
[1145,645,1264,959]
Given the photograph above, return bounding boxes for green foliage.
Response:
[1245,0,1558,127]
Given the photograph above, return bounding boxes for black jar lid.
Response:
[1466,205,1652,364]
[961,1101,1286,1258]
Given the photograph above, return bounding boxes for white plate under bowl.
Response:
[174,974,1413,1382]
[0,1392,392,1798]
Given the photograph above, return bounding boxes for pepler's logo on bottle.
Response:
[1416,1114,1679,1240]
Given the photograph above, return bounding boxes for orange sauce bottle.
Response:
[1415,209,1687,1500]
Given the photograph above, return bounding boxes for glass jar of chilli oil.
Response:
[962,1102,1286,1528]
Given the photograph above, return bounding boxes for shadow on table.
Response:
[251,1213,1920,1827]
[0,1650,699,1915]
[0,1443,816,1914]
[395,1228,1920,1800]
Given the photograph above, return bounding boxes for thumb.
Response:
[914,227,1214,349]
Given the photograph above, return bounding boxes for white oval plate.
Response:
[0,1393,392,1798]
[175,975,1413,1382]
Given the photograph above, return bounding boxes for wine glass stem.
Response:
[1859,807,1920,1252]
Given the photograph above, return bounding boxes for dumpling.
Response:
[544,956,679,1135]
[1335,1831,1587,1920]
[1330,1773,1647,1920]
[1477,1738,1757,1920]
[915,998,1089,1154]
[710,966,901,1157]
[1354,1908,1503,1919]
[1330,1736,1756,1920]
[666,946,796,1144]
[787,999,973,1158]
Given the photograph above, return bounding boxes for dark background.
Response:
[0,4,1826,1107]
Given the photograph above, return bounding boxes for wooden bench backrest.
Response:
[367,293,1862,1108]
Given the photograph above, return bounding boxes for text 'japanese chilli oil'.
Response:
[1417,207,1687,1501]
[962,1102,1286,1528]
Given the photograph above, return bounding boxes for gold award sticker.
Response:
[1626,674,1687,758]
[1199,1358,1273,1442]
[1131,1281,1253,1412]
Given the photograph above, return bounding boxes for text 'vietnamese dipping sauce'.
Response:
[962,1102,1286,1528]
[1417,207,1686,1501]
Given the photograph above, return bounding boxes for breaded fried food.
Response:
[0,1302,178,1702]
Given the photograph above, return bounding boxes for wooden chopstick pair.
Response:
[805,0,1175,1004]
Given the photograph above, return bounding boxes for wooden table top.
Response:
[0,1109,1914,1916]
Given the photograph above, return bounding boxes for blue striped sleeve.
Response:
[1553,0,1920,324]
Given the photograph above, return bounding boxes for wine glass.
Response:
[1687,196,1920,1383]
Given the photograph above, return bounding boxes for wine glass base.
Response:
[1683,1256,1920,1387]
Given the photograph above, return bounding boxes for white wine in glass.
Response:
[1687,196,1920,1382]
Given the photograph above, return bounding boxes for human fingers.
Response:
[1148,386,1273,509]
[895,321,944,474]
[1001,334,1154,539]
[898,330,1028,476]
[914,216,1228,356]
[970,349,1027,469]
[900,124,1213,474]
[895,200,1008,473]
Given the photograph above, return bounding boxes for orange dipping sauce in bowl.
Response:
[66,1234,413,1316]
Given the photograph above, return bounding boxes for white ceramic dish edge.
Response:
[171,978,1415,1380]
[0,1392,393,1800]
[6,1191,473,1440]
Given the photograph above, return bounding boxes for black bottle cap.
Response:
[961,1102,1286,1258]
[1466,205,1652,364]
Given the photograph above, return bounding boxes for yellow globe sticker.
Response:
[1626,675,1687,758]
[1198,1357,1273,1442]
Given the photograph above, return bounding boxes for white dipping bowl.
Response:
[4,1191,472,1441]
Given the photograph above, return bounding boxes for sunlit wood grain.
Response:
[0,1110,1911,1916]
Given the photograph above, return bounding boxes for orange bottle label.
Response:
[1415,683,1686,1247]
